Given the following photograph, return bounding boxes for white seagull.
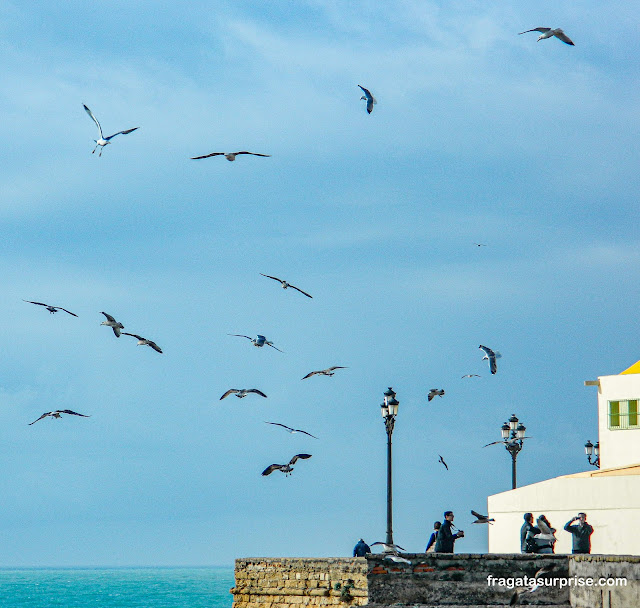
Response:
[220,388,267,400]
[262,453,312,476]
[29,409,90,425]
[370,542,406,553]
[260,274,312,298]
[100,312,124,337]
[83,104,139,156]
[479,344,501,374]
[122,332,163,353]
[264,422,318,439]
[358,85,376,114]
[518,27,574,46]
[302,366,347,380]
[23,300,77,316]
[428,389,445,402]
[228,334,283,352]
[191,151,271,161]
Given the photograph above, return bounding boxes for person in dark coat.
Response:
[564,513,594,554]
[520,512,540,553]
[425,521,441,552]
[434,511,463,553]
[353,538,371,557]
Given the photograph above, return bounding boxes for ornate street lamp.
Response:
[498,414,527,489]
[585,440,600,468]
[381,387,399,547]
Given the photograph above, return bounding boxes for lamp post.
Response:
[498,414,527,489]
[380,387,399,548]
[584,440,600,468]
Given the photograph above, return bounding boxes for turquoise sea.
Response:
[0,567,234,607]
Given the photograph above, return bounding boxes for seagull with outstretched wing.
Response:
[302,366,347,380]
[262,453,312,476]
[191,151,271,161]
[479,344,500,374]
[438,455,449,470]
[260,274,312,298]
[29,410,90,425]
[265,422,318,439]
[461,374,481,378]
[23,300,77,316]
[100,312,124,337]
[220,388,267,400]
[83,104,139,156]
[228,334,283,352]
[471,510,495,524]
[518,27,574,45]
[428,389,445,402]
[122,332,163,353]
[370,542,406,552]
[358,85,377,114]
[483,437,532,448]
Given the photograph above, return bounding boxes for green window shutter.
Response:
[629,400,638,427]
[609,401,620,429]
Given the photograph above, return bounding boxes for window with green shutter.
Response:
[609,401,620,428]
[608,400,640,429]
[629,400,638,427]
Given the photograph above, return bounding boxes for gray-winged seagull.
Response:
[262,453,312,476]
[260,274,312,298]
[191,151,271,161]
[428,389,445,401]
[83,104,139,156]
[302,366,347,380]
[122,332,163,353]
[479,344,500,374]
[264,422,318,439]
[100,312,124,337]
[29,409,90,425]
[518,28,574,45]
[358,85,376,114]
[23,300,77,316]
[228,334,283,352]
[220,388,267,400]
[471,510,495,524]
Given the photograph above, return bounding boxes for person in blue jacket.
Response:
[353,538,371,557]
[425,521,441,552]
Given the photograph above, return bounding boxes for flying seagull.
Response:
[461,374,481,379]
[191,151,271,161]
[83,104,139,156]
[428,389,445,402]
[358,85,376,114]
[23,300,77,316]
[370,542,406,553]
[471,510,495,525]
[438,454,448,470]
[518,27,574,45]
[262,453,312,476]
[29,409,90,425]
[220,388,267,400]
[100,312,124,337]
[483,437,532,448]
[121,332,163,353]
[508,565,555,605]
[264,422,318,439]
[228,334,283,352]
[479,344,500,374]
[384,554,412,565]
[302,366,347,380]
[259,274,312,298]
[474,243,487,247]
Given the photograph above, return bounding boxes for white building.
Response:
[487,360,640,555]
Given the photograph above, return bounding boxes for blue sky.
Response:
[0,1,639,566]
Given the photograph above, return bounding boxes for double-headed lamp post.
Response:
[584,440,600,468]
[380,387,399,548]
[499,414,527,490]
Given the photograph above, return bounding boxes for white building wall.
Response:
[595,373,640,470]
[487,473,640,555]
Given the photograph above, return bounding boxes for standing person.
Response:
[353,538,371,557]
[434,511,464,553]
[535,515,557,554]
[520,513,537,553]
[425,521,441,553]
[564,513,594,554]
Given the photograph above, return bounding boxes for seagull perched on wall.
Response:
[302,366,347,380]
[479,345,500,374]
[83,104,139,156]
[191,151,271,161]
[228,334,283,352]
[29,410,90,425]
[438,455,449,470]
[358,85,376,114]
[428,389,445,402]
[23,300,77,316]
[262,453,312,476]
[121,333,163,353]
[220,388,267,400]
[260,274,312,298]
[518,27,574,45]
[471,510,495,525]
[100,312,124,337]
[265,422,318,439]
